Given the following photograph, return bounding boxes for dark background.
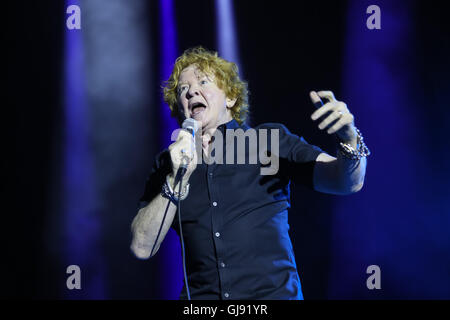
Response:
[4,1,450,299]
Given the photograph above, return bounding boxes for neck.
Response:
[201,127,218,150]
[201,116,233,150]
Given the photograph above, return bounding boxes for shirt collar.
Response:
[218,119,243,133]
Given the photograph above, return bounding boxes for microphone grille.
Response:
[182,118,199,135]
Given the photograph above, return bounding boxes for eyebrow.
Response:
[177,70,216,92]
[177,74,212,88]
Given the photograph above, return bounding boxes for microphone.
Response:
[175,118,199,184]
[181,117,199,137]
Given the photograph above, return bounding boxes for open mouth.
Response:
[190,102,206,117]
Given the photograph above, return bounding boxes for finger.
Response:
[327,115,353,134]
[178,129,195,141]
[170,148,194,169]
[311,101,339,121]
[178,143,195,157]
[309,91,324,109]
[318,110,343,130]
[317,90,336,102]
[170,132,194,151]
[169,139,195,159]
[169,128,192,147]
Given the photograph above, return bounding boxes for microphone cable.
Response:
[149,170,191,300]
[152,118,197,300]
[175,170,191,300]
[173,118,197,300]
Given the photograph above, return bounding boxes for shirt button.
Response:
[220,262,226,268]
[215,232,221,238]
[212,201,218,207]
[224,292,230,298]
[209,172,213,177]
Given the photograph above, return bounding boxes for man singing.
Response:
[130,47,369,300]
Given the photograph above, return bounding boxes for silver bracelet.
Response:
[338,127,371,160]
[162,175,190,202]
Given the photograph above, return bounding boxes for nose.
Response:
[186,84,200,99]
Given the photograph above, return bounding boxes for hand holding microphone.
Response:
[168,118,200,186]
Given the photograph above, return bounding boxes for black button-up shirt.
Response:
[139,119,323,300]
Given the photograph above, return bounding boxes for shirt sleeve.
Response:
[138,149,172,210]
[258,123,323,189]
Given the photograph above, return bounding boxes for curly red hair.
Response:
[163,46,249,124]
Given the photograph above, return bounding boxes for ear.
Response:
[226,97,237,109]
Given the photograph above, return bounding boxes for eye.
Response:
[178,85,188,94]
[200,79,208,85]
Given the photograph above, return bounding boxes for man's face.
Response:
[177,65,235,132]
